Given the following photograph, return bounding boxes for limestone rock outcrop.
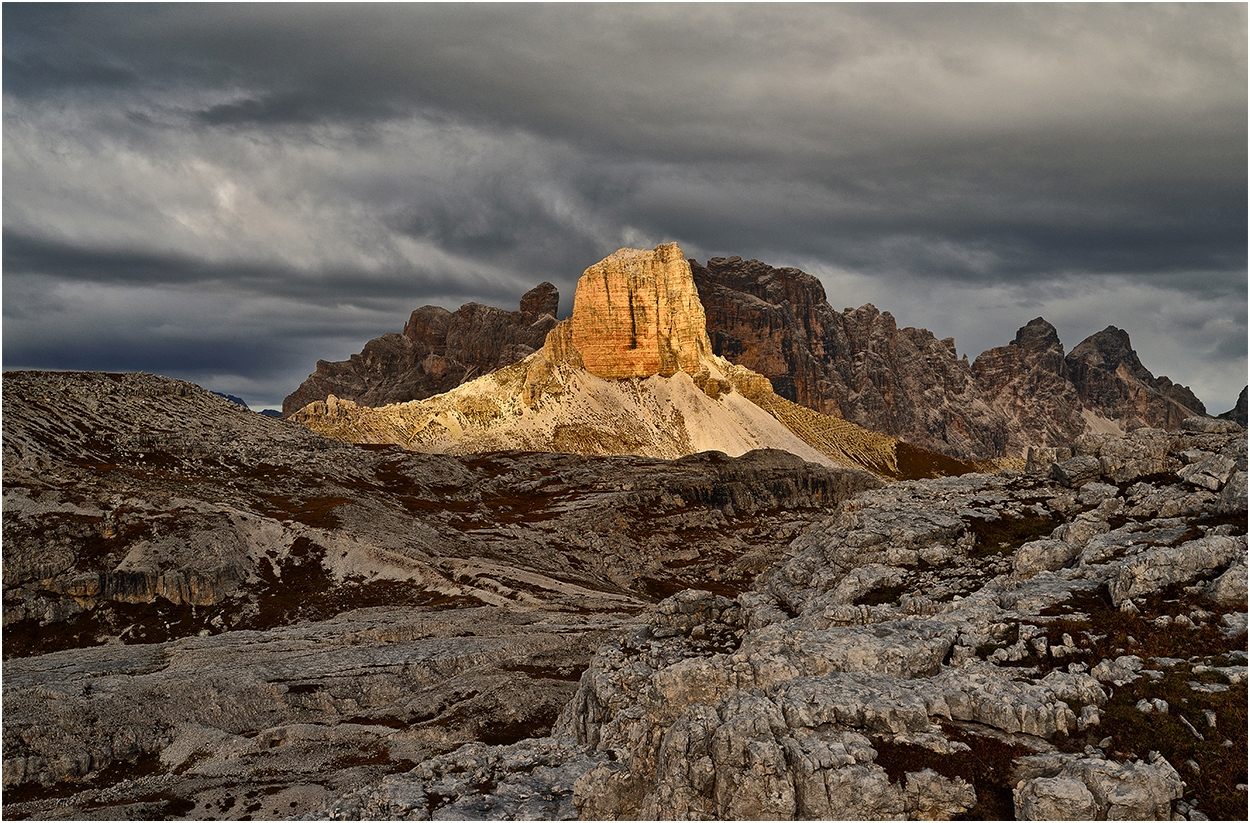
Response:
[293,245,986,481]
[570,243,712,380]
[5,369,1244,820]
[692,257,1211,461]
[3,369,884,818]
[318,423,1247,821]
[692,256,1010,460]
[281,283,560,416]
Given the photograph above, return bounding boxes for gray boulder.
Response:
[1178,454,1236,491]
[1180,416,1243,434]
[1050,456,1103,487]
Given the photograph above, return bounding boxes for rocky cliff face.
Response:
[692,257,1211,460]
[571,244,712,380]
[1064,326,1207,430]
[281,283,560,416]
[282,252,1213,462]
[972,318,1089,455]
[1220,386,1248,428]
[693,256,1011,459]
[293,246,989,481]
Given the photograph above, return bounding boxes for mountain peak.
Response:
[1013,317,1062,352]
[564,242,713,380]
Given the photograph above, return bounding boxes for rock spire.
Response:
[567,243,713,380]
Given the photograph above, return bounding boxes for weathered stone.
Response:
[570,244,712,380]
[1181,416,1243,434]
[8,372,1244,822]
[1216,470,1247,514]
[1014,539,1081,576]
[1178,454,1236,491]
[1014,774,1099,820]
[1206,560,1248,608]
[1026,446,1073,473]
[1091,656,1145,687]
[1108,535,1246,605]
[1050,456,1102,487]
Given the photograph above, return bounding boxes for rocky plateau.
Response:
[3,369,879,820]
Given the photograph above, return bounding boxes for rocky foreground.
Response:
[3,370,1246,820]
[318,420,1247,821]
[2,369,877,819]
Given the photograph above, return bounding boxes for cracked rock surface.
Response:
[321,423,1246,820]
[4,371,1245,820]
[2,370,877,820]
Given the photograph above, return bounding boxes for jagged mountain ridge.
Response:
[281,282,560,416]
[285,254,1223,461]
[694,256,1212,459]
[292,245,987,480]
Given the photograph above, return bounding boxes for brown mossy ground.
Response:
[873,722,1032,820]
[893,441,983,481]
[975,581,1250,819]
[965,511,1063,559]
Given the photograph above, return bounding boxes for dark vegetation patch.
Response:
[996,583,1249,818]
[893,442,982,481]
[965,512,1062,559]
[1060,667,1248,820]
[853,583,909,607]
[477,708,562,746]
[252,495,352,529]
[1,749,164,809]
[498,663,589,682]
[373,459,479,516]
[872,723,1032,820]
[79,792,197,819]
[4,597,210,659]
[638,575,743,602]
[328,742,402,770]
[1038,583,1246,664]
[1194,510,1249,536]
[241,553,482,632]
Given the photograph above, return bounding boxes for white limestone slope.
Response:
[297,353,843,468]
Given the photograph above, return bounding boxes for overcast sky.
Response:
[4,3,1246,412]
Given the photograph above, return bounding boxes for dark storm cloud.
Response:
[3,3,1245,410]
[2,230,522,310]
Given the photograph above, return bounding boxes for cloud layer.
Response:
[4,4,1245,410]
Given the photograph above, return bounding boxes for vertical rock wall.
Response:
[570,244,713,380]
